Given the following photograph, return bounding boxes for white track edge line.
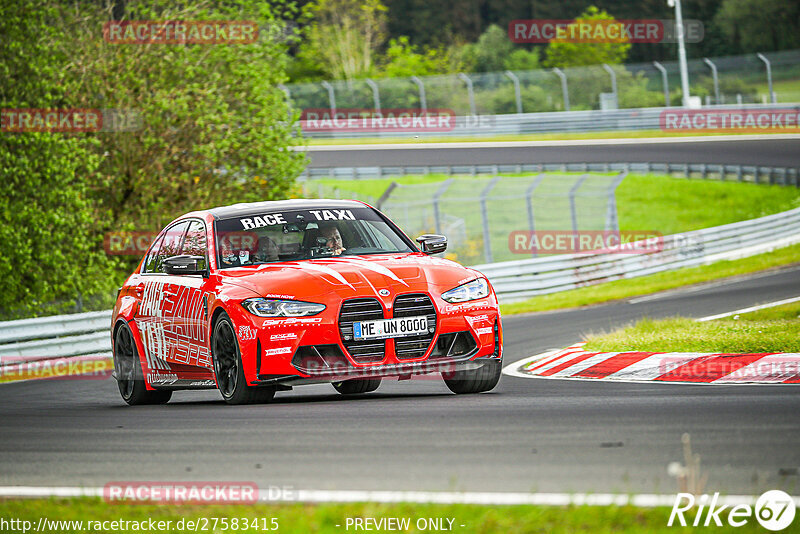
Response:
[696,295,800,322]
[2,486,797,507]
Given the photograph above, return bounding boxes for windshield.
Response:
[214,207,415,268]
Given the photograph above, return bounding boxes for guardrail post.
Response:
[702,58,720,104]
[737,165,743,182]
[605,171,627,232]
[652,61,670,106]
[365,79,381,112]
[480,177,501,263]
[504,70,523,114]
[458,73,476,116]
[756,53,777,104]
[525,174,545,257]
[552,68,570,111]
[376,182,397,210]
[432,179,453,234]
[602,64,618,108]
[569,175,589,243]
[321,81,336,113]
[410,76,427,111]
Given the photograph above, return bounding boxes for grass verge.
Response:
[500,243,800,315]
[583,301,800,353]
[0,498,774,533]
[301,129,797,146]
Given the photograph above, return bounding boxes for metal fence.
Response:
[475,205,800,302]
[286,49,800,118]
[302,162,800,186]
[297,102,800,138]
[0,311,111,360]
[305,171,626,265]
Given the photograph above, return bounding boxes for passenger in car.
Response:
[320,224,346,255]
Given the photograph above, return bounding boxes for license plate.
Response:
[353,316,428,340]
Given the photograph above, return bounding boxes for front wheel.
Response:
[442,360,502,394]
[212,313,275,405]
[113,323,172,406]
[332,378,381,395]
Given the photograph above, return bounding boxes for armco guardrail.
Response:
[473,206,800,302]
[299,103,800,138]
[0,311,111,361]
[1,206,799,353]
[302,161,800,187]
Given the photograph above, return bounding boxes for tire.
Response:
[332,378,381,395]
[113,323,172,406]
[442,360,502,394]
[212,313,275,405]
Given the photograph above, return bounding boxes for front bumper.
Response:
[233,293,503,386]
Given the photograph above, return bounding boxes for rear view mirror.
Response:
[416,234,447,255]
[162,255,207,276]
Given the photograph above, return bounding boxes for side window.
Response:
[149,221,189,274]
[142,233,166,274]
[182,220,208,268]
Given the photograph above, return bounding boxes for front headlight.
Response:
[241,298,326,317]
[441,278,489,303]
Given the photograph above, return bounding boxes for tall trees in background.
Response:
[0,0,306,318]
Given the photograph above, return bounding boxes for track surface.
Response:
[305,137,800,168]
[2,266,799,495]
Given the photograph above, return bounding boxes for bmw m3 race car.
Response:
[111,200,503,405]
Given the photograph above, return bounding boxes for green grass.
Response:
[582,301,800,353]
[0,498,781,533]
[615,174,800,236]
[300,128,794,146]
[500,242,800,315]
[754,78,800,103]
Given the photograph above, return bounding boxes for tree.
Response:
[302,0,388,80]
[0,1,115,318]
[378,37,450,78]
[544,6,631,68]
[713,0,800,53]
[60,0,307,235]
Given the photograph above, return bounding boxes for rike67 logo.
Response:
[669,490,796,530]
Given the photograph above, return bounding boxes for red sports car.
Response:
[111,200,503,405]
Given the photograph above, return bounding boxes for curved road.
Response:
[305,136,800,168]
[2,265,799,495]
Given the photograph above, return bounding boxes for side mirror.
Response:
[162,255,207,276]
[416,234,447,255]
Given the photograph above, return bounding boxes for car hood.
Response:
[218,253,481,300]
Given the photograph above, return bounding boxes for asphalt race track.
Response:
[2,136,799,497]
[304,136,800,168]
[1,266,799,496]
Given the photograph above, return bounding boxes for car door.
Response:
[134,220,189,375]
[165,218,213,370]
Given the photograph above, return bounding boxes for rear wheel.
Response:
[332,378,381,395]
[212,313,275,405]
[442,360,502,394]
[113,323,172,405]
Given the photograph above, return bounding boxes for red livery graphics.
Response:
[111,200,503,405]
